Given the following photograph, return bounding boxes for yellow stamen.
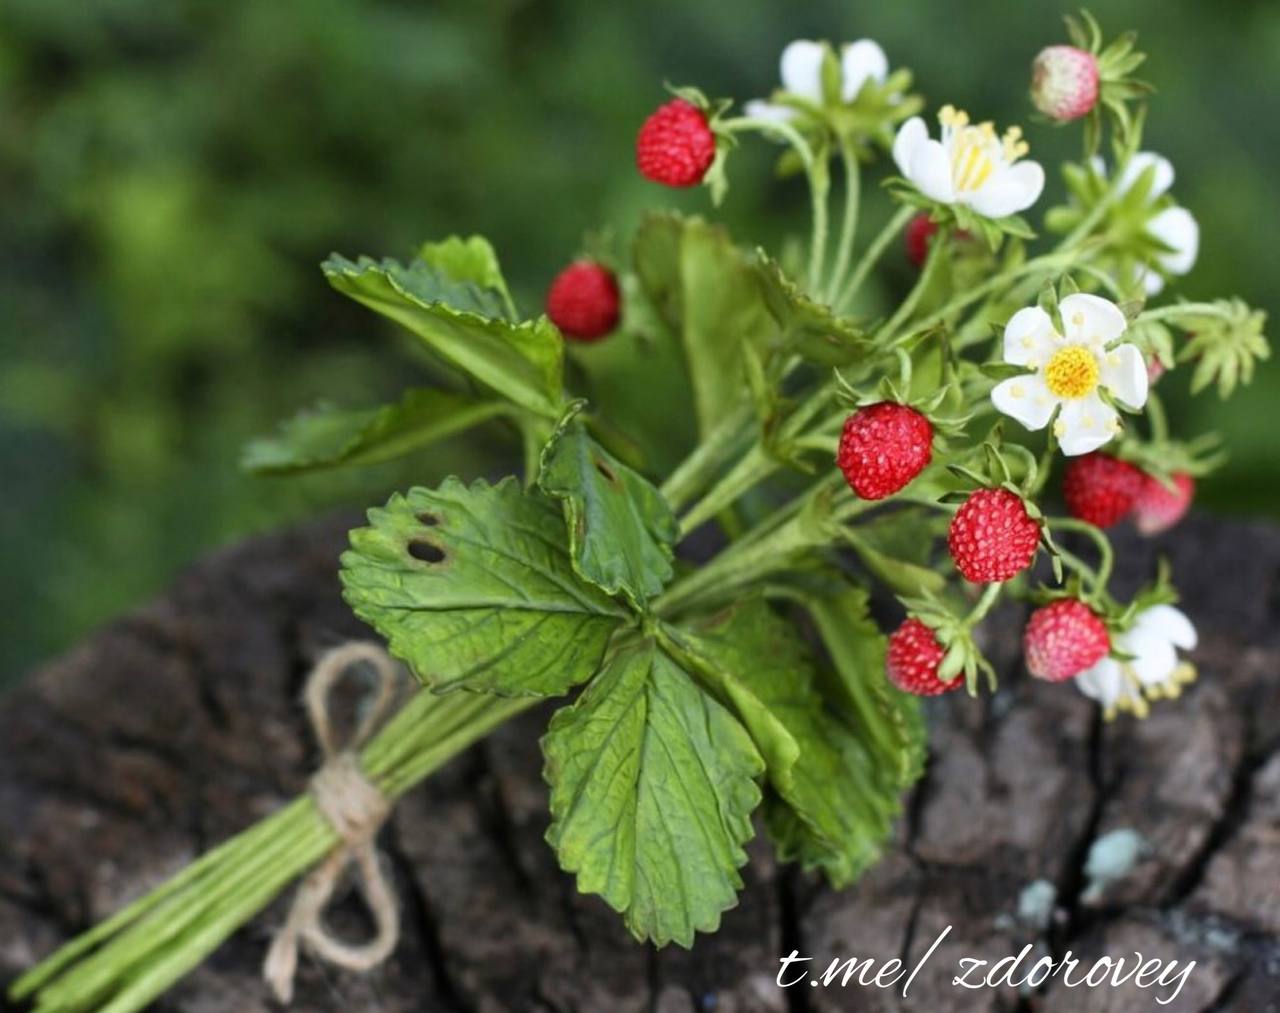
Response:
[1043,345,1100,400]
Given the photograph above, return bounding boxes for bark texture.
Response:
[2,512,1278,1012]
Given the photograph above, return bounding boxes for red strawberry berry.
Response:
[837,403,933,500]
[1062,453,1144,529]
[1030,45,1100,122]
[636,98,716,187]
[948,488,1041,583]
[1023,599,1110,682]
[545,261,620,341]
[1133,472,1194,536]
[886,618,961,696]
[905,214,938,268]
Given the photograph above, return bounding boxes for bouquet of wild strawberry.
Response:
[13,13,1269,1012]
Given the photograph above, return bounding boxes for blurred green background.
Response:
[2,0,1276,683]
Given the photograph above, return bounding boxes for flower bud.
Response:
[1031,45,1100,122]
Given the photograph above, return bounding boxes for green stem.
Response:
[1049,516,1115,591]
[1137,302,1227,324]
[964,582,1003,626]
[834,204,914,313]
[825,135,861,303]
[1146,389,1169,443]
[659,406,754,512]
[879,230,947,343]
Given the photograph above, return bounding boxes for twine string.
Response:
[263,642,403,1004]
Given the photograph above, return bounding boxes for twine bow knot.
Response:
[263,642,404,1003]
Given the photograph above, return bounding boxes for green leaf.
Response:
[324,254,564,419]
[340,477,628,696]
[679,600,910,886]
[755,253,874,366]
[417,234,517,319]
[632,214,775,438]
[804,585,926,792]
[242,388,508,475]
[542,640,763,947]
[538,411,677,607]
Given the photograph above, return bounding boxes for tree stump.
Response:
[2,513,1278,1012]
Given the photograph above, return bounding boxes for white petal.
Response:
[1118,151,1175,201]
[966,161,1045,218]
[1123,627,1179,687]
[1100,343,1149,409]
[780,40,825,102]
[1134,605,1198,651]
[743,100,796,126]
[893,117,928,177]
[840,39,888,100]
[1148,207,1199,276]
[1060,292,1127,345]
[991,375,1058,431]
[1076,657,1125,708]
[1055,392,1119,456]
[1089,155,1107,179]
[1002,306,1057,366]
[908,139,956,204]
[1143,270,1167,296]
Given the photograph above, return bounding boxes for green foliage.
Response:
[542,640,763,946]
[538,409,678,608]
[242,389,508,475]
[324,254,565,419]
[632,214,776,438]
[683,600,917,886]
[340,477,627,696]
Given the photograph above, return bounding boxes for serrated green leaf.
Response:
[755,253,874,366]
[542,640,763,947]
[681,600,910,886]
[417,235,516,319]
[324,254,564,419]
[242,388,508,475]
[538,415,677,607]
[632,214,775,438]
[340,477,628,696]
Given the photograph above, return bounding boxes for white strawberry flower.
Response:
[892,105,1045,219]
[744,38,890,123]
[1074,605,1198,719]
[991,293,1148,456]
[1095,152,1200,294]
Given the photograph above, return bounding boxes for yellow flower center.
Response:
[1043,345,1100,399]
[939,107,1030,193]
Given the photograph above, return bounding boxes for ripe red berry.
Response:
[1023,599,1110,683]
[1062,453,1144,529]
[837,403,933,500]
[905,214,938,268]
[545,261,620,341]
[948,488,1041,583]
[886,618,961,696]
[1030,45,1100,122]
[1133,472,1194,536]
[635,99,716,188]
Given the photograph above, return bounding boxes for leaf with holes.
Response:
[242,389,508,475]
[542,639,763,947]
[538,413,677,608]
[683,599,912,887]
[324,254,564,419]
[340,477,629,696]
